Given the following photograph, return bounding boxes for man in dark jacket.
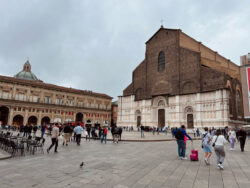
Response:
[33,125,38,137]
[174,125,192,159]
[237,127,247,152]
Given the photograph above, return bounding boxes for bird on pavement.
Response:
[80,162,84,168]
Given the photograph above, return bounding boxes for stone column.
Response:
[23,109,29,125]
[38,111,42,125]
[8,107,14,125]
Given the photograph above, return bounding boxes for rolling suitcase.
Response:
[190,144,199,161]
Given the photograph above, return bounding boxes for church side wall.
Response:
[117,89,230,129]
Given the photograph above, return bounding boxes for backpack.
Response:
[175,129,183,140]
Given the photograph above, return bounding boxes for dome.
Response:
[14,60,40,81]
[14,71,39,81]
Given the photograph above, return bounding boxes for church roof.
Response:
[14,60,40,81]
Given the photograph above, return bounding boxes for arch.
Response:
[0,106,9,125]
[158,100,165,107]
[13,115,24,126]
[185,106,194,128]
[158,51,165,72]
[28,116,38,126]
[135,110,141,116]
[41,116,50,125]
[135,110,141,127]
[236,90,242,117]
[76,112,83,122]
[185,106,193,113]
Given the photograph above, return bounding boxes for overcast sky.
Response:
[0,0,249,100]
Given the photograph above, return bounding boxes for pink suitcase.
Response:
[190,149,199,161]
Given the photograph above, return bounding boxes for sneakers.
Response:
[182,157,187,160]
[217,163,224,170]
[230,148,234,151]
[204,158,209,165]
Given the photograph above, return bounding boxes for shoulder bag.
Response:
[212,136,218,147]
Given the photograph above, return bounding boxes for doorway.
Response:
[137,116,141,127]
[158,109,165,128]
[187,114,194,128]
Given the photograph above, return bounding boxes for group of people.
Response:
[174,125,248,170]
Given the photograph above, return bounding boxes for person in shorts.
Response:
[202,127,212,165]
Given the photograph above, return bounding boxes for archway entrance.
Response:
[158,109,165,128]
[13,115,24,126]
[76,112,83,122]
[28,116,38,126]
[187,114,194,129]
[0,106,9,125]
[41,116,50,125]
[135,110,141,127]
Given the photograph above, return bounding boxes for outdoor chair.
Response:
[31,138,45,155]
[10,140,25,157]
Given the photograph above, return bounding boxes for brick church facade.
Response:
[117,26,244,129]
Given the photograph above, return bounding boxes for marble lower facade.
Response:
[117,89,232,129]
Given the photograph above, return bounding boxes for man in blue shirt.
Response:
[74,124,83,146]
[174,125,192,159]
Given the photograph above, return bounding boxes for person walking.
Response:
[33,125,38,137]
[113,126,119,144]
[174,125,192,160]
[202,127,212,165]
[237,127,247,152]
[47,123,59,153]
[196,128,200,137]
[86,125,91,141]
[74,124,83,146]
[102,126,108,144]
[212,129,228,170]
[140,125,145,138]
[62,124,71,146]
[27,125,32,137]
[228,128,236,150]
[41,123,46,138]
[23,124,28,137]
[20,124,24,137]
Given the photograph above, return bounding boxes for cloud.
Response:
[0,0,249,100]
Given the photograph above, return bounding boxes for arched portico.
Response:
[28,116,38,126]
[13,115,24,126]
[0,106,9,125]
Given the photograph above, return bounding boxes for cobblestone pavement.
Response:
[0,137,250,188]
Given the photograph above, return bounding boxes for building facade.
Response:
[111,101,118,126]
[118,26,244,129]
[240,53,250,119]
[0,61,112,126]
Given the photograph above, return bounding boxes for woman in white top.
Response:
[228,128,236,150]
[212,129,228,170]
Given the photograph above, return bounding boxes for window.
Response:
[16,93,24,101]
[43,97,51,104]
[158,51,165,72]
[78,101,83,107]
[236,91,241,116]
[3,92,8,99]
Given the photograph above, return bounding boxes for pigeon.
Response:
[80,162,84,168]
